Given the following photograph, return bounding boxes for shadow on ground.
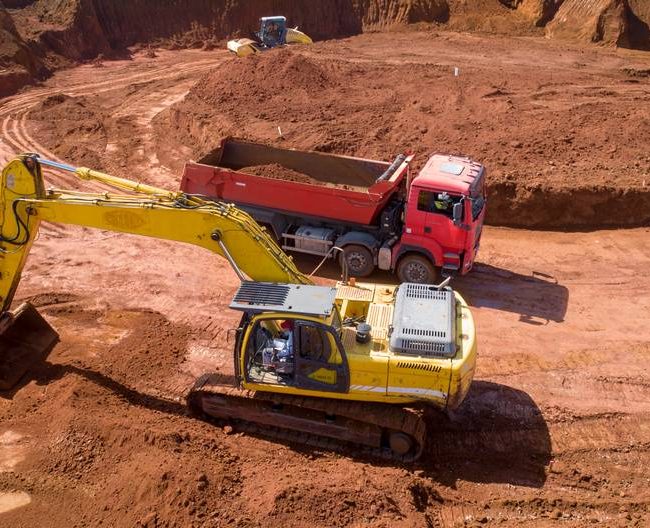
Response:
[454,262,569,324]
[421,380,551,488]
[3,360,551,487]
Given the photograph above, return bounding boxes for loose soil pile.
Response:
[239,164,322,186]
[31,93,107,169]
[158,41,650,229]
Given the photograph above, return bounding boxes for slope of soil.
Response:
[0,38,650,528]
[546,0,629,46]
[157,38,650,229]
[0,6,48,97]
[2,0,649,97]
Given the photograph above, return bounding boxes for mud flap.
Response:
[0,303,59,390]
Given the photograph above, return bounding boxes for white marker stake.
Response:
[278,126,283,137]
[454,67,459,77]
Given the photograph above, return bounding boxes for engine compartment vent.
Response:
[396,361,443,373]
[390,284,456,358]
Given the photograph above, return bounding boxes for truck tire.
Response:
[397,254,436,284]
[340,245,374,277]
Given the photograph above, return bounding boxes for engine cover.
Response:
[389,284,456,357]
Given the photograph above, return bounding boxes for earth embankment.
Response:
[2,0,649,96]
[154,42,650,229]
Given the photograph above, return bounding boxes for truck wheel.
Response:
[340,245,374,277]
[397,255,436,284]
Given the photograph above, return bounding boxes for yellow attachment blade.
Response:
[286,28,313,44]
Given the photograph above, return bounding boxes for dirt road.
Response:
[1,32,649,527]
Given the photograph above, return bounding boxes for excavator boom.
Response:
[0,155,309,388]
[0,155,477,460]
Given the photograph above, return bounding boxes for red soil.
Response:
[0,16,649,528]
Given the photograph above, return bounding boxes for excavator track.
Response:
[187,374,426,462]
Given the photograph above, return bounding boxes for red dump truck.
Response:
[181,138,487,283]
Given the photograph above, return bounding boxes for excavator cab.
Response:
[232,282,350,394]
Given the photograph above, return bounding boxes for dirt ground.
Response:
[1,30,650,528]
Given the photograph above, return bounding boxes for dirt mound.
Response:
[0,6,48,97]
[546,0,629,46]
[31,93,107,168]
[194,48,336,100]
[446,0,542,34]
[239,163,322,185]
[158,39,650,229]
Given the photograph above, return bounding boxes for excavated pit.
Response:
[2,0,649,96]
[1,5,650,528]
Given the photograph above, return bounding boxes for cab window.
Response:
[417,190,463,219]
[243,317,347,392]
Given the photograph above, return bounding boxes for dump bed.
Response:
[181,138,411,226]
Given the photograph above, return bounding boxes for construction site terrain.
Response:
[1,1,650,526]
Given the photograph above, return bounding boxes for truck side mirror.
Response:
[452,202,463,225]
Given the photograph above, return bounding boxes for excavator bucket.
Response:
[0,302,58,390]
[1,155,56,390]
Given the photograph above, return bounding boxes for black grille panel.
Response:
[396,361,442,373]
[233,282,290,307]
[404,283,448,300]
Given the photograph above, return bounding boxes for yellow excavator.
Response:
[0,154,477,460]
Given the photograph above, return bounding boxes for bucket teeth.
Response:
[0,303,59,390]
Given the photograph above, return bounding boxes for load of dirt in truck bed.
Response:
[239,163,323,185]
[237,163,365,191]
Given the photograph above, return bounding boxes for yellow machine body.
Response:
[238,283,475,410]
[0,155,476,414]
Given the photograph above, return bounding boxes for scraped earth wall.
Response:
[13,0,452,60]
[0,5,48,97]
[2,0,649,96]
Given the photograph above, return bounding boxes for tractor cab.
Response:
[256,16,287,48]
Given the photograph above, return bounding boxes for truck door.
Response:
[416,190,466,252]
[294,321,350,393]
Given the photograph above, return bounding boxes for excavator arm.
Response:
[0,155,310,388]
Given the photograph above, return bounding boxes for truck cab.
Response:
[395,155,487,282]
[180,139,487,284]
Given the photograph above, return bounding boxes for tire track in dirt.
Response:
[0,52,224,193]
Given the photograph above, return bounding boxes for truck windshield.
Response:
[469,170,486,221]
[471,196,485,221]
